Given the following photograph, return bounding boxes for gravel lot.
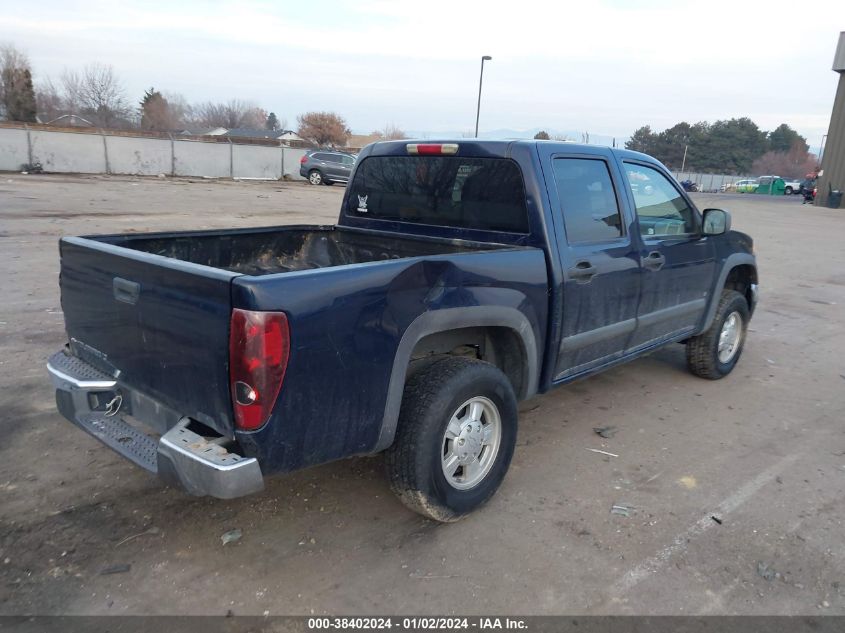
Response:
[0,174,843,616]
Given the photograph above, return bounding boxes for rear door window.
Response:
[552,158,624,243]
[347,156,529,233]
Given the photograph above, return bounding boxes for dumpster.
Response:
[755,176,786,195]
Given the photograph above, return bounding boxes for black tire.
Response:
[308,170,322,185]
[785,186,793,195]
[686,289,749,379]
[385,357,518,522]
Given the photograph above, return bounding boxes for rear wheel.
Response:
[785,186,794,195]
[385,357,518,522]
[308,170,323,185]
[686,289,749,379]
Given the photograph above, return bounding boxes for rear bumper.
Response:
[47,351,264,499]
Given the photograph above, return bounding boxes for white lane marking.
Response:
[612,451,801,596]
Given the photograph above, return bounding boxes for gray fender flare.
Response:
[372,306,539,453]
[699,253,757,333]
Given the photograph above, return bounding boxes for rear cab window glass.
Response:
[552,158,623,243]
[346,156,529,233]
[624,163,698,237]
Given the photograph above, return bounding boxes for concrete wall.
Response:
[0,126,309,181]
[173,140,231,178]
[0,127,29,171]
[107,135,172,176]
[233,143,281,179]
[31,129,105,173]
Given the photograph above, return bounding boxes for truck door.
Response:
[547,153,641,380]
[618,161,715,350]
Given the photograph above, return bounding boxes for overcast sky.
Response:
[2,0,843,151]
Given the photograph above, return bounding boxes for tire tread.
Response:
[686,289,747,379]
[385,357,514,522]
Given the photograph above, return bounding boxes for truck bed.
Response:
[94,225,497,276]
[58,224,516,438]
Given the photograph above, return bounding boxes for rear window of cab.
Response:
[346,156,529,234]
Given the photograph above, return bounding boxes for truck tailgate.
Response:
[59,237,238,436]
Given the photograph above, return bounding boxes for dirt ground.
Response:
[0,174,843,616]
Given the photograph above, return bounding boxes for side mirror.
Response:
[703,208,731,235]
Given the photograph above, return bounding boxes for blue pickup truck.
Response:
[48,140,757,521]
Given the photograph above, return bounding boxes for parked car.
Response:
[724,179,759,193]
[300,149,356,185]
[47,140,758,521]
[782,178,802,195]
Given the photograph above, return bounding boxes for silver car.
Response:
[299,150,356,185]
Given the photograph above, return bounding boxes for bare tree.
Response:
[1,43,37,122]
[297,111,351,147]
[751,141,818,179]
[374,123,406,140]
[35,78,65,122]
[163,92,189,128]
[188,99,267,129]
[61,63,131,128]
[533,130,550,140]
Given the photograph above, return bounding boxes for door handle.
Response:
[642,251,666,271]
[568,260,597,282]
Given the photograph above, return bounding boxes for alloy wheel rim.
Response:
[718,311,743,363]
[441,396,501,490]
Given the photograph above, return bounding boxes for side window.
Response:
[552,158,623,243]
[341,155,355,166]
[326,154,342,163]
[624,163,698,237]
[312,153,328,162]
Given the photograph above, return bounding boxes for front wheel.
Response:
[686,289,749,379]
[385,357,518,522]
[785,186,794,195]
[308,170,323,185]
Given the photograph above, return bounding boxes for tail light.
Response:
[300,155,308,164]
[406,143,459,156]
[229,309,290,431]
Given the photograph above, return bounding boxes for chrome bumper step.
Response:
[71,409,159,472]
[48,350,264,499]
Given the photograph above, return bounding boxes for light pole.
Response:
[475,55,492,138]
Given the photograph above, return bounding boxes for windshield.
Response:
[346,156,529,233]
